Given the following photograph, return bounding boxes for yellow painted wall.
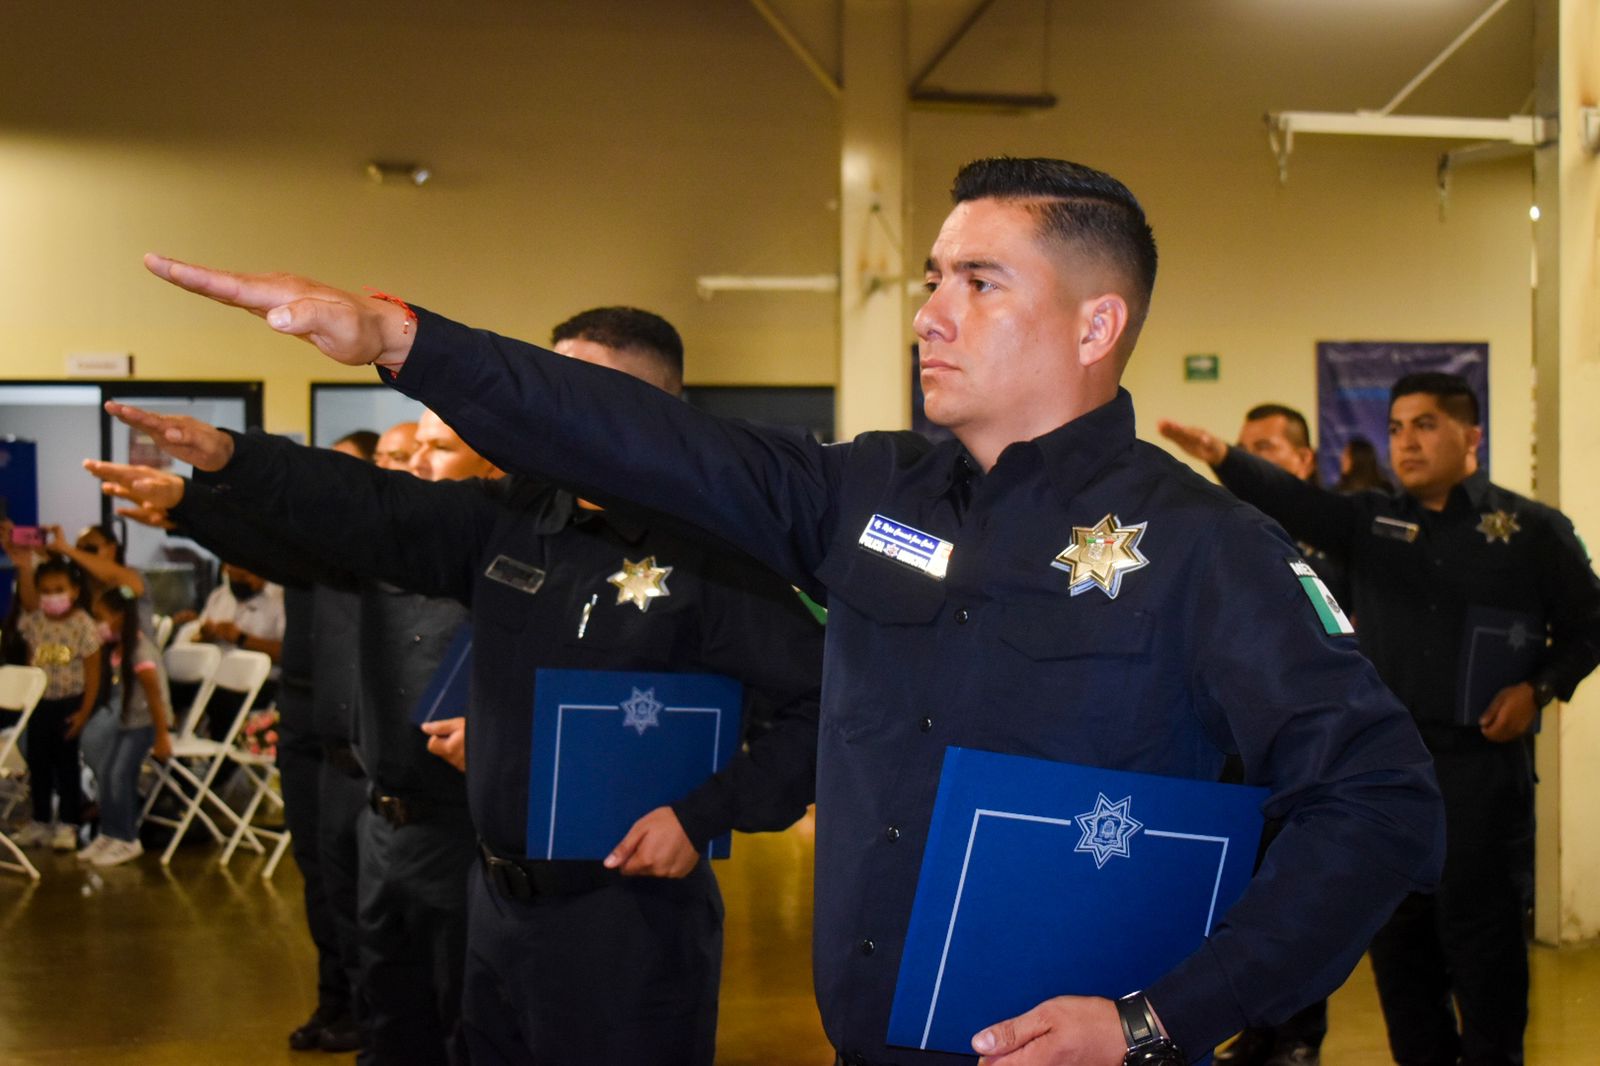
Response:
[1,0,1540,501]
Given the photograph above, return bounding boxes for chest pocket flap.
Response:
[815,544,946,625]
[999,598,1154,661]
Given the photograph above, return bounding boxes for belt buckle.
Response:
[484,853,534,900]
[375,794,407,827]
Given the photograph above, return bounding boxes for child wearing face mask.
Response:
[78,585,171,866]
[5,552,101,851]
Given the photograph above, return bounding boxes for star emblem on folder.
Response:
[1074,793,1143,869]
[607,556,673,612]
[1051,515,1150,598]
[1476,509,1521,545]
[620,687,663,735]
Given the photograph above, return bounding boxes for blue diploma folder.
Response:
[1456,606,1544,728]
[410,624,473,726]
[887,747,1267,1055]
[526,669,743,861]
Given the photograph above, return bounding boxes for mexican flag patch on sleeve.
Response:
[1289,558,1354,636]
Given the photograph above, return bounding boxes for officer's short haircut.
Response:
[1244,403,1312,449]
[950,157,1159,333]
[1390,372,1480,426]
[333,429,379,461]
[550,307,685,384]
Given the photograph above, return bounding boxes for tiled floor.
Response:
[1,813,1597,1064]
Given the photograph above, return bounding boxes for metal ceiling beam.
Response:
[747,0,841,100]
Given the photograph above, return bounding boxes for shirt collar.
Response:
[1022,388,1138,506]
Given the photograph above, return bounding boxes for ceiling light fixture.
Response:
[365,161,431,186]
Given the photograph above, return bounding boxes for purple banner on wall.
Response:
[1315,341,1489,487]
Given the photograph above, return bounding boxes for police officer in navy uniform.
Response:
[94,307,823,1066]
[165,439,373,1054]
[132,156,1444,1066]
[1163,372,1600,1066]
[135,419,500,1066]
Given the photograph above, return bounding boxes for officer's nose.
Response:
[914,284,954,345]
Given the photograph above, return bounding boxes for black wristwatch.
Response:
[1116,992,1185,1065]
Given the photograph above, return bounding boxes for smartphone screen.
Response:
[10,525,44,547]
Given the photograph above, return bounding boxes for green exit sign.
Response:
[1184,353,1219,382]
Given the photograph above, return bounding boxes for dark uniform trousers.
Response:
[319,745,370,1033]
[1368,731,1534,1066]
[463,862,723,1066]
[277,714,351,1020]
[357,800,477,1066]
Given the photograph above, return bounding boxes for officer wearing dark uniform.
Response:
[1171,372,1600,1066]
[163,484,476,1065]
[98,312,823,1066]
[164,481,369,1053]
[133,157,1445,1066]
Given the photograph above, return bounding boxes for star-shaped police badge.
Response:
[1074,793,1143,869]
[607,556,673,611]
[620,687,663,735]
[1476,509,1521,545]
[1051,514,1150,598]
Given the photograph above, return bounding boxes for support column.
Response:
[1532,0,1600,945]
[837,0,909,439]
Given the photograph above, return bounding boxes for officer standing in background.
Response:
[1161,371,1600,1066]
[131,156,1445,1066]
[1203,401,1338,1066]
[94,307,823,1066]
[122,416,502,1066]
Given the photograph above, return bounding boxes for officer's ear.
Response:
[1077,294,1129,369]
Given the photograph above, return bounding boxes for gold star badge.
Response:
[1476,509,1521,545]
[607,556,673,612]
[1051,514,1150,599]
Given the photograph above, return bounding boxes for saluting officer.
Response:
[93,307,822,1066]
[133,156,1444,1066]
[1162,371,1600,1066]
[130,417,500,1065]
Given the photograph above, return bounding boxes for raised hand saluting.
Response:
[143,254,417,370]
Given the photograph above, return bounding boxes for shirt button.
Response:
[413,634,423,643]
[885,826,901,842]
[954,607,970,624]
[919,717,933,733]
[859,938,876,956]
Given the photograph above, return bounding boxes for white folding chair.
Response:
[219,723,292,877]
[146,647,268,864]
[0,665,48,881]
[139,643,223,828]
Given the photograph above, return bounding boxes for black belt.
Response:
[368,789,432,828]
[322,740,366,780]
[478,840,620,901]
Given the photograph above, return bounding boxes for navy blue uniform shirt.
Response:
[191,431,823,856]
[376,309,1445,1062]
[1216,448,1600,729]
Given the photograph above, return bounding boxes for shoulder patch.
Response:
[1289,558,1354,636]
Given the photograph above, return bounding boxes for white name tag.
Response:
[858,514,954,580]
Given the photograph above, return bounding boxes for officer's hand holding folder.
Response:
[887,747,1266,1056]
[525,669,743,860]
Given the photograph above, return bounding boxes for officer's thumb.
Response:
[972,1007,1046,1056]
[604,828,641,870]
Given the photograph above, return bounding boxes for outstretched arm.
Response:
[95,405,502,604]
[1159,419,1363,557]
[141,258,851,591]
